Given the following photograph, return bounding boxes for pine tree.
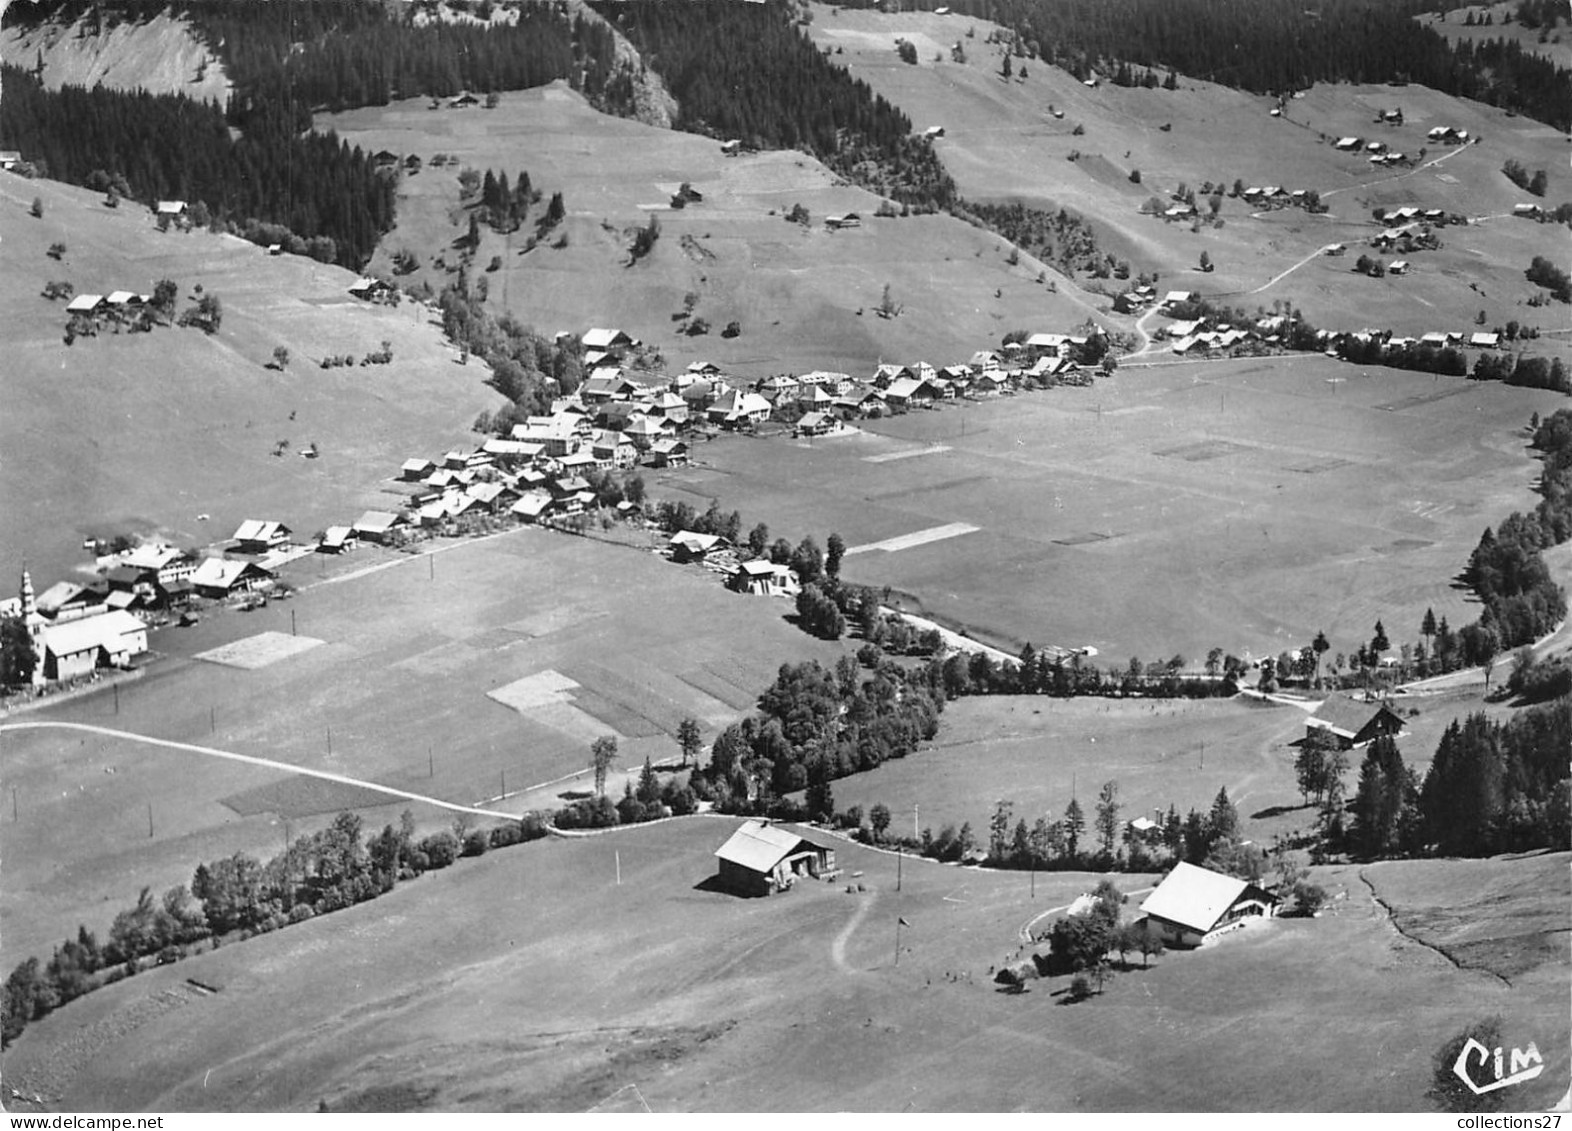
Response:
[1064,797,1085,862]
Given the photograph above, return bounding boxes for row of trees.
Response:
[1469,351,1569,393]
[1,808,551,1047]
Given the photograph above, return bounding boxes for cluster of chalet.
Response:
[661,530,802,597]
[1330,326,1503,351]
[63,290,154,320]
[1333,136,1413,166]
[1237,185,1325,209]
[1149,292,1297,357]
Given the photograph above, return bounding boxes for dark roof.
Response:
[1308,695,1401,738]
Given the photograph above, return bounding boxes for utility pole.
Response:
[327,726,332,757]
[615,850,621,886]
[429,746,434,778]
[210,706,216,734]
[114,680,119,715]
[896,845,902,892]
[147,802,154,839]
[290,608,297,636]
[913,803,920,840]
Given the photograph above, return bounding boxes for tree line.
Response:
[876,0,1572,131]
[0,808,552,1048]
[587,0,955,209]
[0,64,394,268]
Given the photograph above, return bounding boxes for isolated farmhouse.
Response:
[1138,861,1279,948]
[1305,696,1407,749]
[712,820,836,896]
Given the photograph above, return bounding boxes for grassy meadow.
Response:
[0,172,501,586]
[2,815,1563,1112]
[0,529,847,963]
[806,4,1572,342]
[319,83,1111,382]
[654,356,1567,662]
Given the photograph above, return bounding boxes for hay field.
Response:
[655,357,1568,661]
[4,816,1563,1112]
[806,5,1572,338]
[0,530,845,963]
[829,695,1309,842]
[319,84,1109,382]
[0,173,498,586]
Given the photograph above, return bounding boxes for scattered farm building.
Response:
[155,200,188,217]
[669,531,727,562]
[581,327,636,353]
[231,520,291,553]
[66,294,104,314]
[825,213,862,230]
[712,820,836,896]
[347,276,394,301]
[401,458,436,481]
[1305,696,1407,750]
[1470,332,1500,348]
[728,560,799,597]
[1138,861,1279,948]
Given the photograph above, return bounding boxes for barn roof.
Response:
[1307,695,1399,739]
[713,820,825,873]
[40,610,145,657]
[1139,862,1252,934]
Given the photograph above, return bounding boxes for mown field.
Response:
[319,82,1112,382]
[806,4,1572,341]
[828,683,1517,853]
[3,815,1563,1112]
[0,172,500,586]
[653,356,1568,661]
[0,529,846,964]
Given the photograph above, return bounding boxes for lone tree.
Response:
[590,735,618,796]
[1094,780,1121,858]
[825,532,846,581]
[1198,250,1213,272]
[272,346,290,371]
[1312,630,1330,684]
[30,197,43,219]
[675,716,703,768]
[1063,797,1086,862]
[869,802,892,842]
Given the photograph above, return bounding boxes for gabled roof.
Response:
[120,543,185,570]
[1139,862,1255,934]
[232,520,289,543]
[40,610,146,656]
[66,294,104,312]
[1307,695,1400,738]
[582,327,632,349]
[670,530,724,554]
[713,820,825,873]
[191,558,272,591]
[510,492,553,517]
[320,526,356,548]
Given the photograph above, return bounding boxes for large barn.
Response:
[1305,695,1407,750]
[1137,861,1279,948]
[712,820,836,896]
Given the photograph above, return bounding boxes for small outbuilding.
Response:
[712,820,836,896]
[1138,861,1279,948]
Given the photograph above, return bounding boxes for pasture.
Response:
[0,529,845,963]
[0,173,498,586]
[319,83,1108,382]
[3,814,1563,1111]
[653,356,1568,661]
[806,4,1572,339]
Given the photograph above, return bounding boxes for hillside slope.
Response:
[3,823,1563,1112]
[805,4,1572,338]
[321,83,1113,382]
[0,11,229,104]
[0,172,497,585]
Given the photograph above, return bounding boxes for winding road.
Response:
[0,720,517,820]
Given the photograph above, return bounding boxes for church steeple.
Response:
[20,566,46,686]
